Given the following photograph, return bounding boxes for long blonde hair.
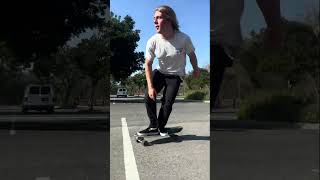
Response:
[155,5,179,31]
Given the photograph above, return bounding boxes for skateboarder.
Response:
[137,5,200,137]
[211,0,282,109]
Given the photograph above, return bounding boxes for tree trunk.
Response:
[89,79,98,112]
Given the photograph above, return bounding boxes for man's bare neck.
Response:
[160,28,175,40]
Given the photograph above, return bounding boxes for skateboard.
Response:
[134,126,183,146]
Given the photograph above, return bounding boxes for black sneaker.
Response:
[159,127,169,137]
[137,127,159,136]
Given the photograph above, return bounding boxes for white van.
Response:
[22,84,55,113]
[116,88,128,98]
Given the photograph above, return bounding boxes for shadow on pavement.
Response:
[146,134,210,146]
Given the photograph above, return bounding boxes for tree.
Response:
[240,19,319,87]
[185,68,210,90]
[304,6,320,38]
[122,72,147,96]
[51,46,83,106]
[73,34,109,111]
[110,13,144,81]
[0,41,18,78]
[0,0,108,74]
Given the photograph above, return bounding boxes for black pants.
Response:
[211,44,233,110]
[145,70,182,129]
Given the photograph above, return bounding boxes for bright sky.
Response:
[111,0,210,73]
[109,0,317,74]
[242,0,319,37]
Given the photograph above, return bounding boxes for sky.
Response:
[242,0,319,37]
[111,0,210,73]
[110,0,318,73]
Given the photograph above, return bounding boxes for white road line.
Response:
[9,118,16,135]
[121,117,140,180]
[312,169,319,173]
[35,177,50,180]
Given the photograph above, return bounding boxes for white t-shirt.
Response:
[211,0,244,48]
[145,31,195,77]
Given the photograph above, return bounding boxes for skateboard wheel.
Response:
[143,141,152,146]
[136,136,144,143]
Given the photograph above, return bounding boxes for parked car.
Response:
[22,84,55,113]
[116,88,128,98]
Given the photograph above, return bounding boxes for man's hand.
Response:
[148,87,157,101]
[193,68,200,78]
[188,52,200,78]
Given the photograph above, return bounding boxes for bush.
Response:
[299,104,320,123]
[185,90,208,100]
[237,90,304,122]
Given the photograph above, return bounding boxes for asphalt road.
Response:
[111,102,319,180]
[0,114,109,180]
[0,114,108,130]
[110,102,210,180]
[0,104,318,180]
[211,128,319,180]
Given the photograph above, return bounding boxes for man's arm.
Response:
[256,0,282,48]
[188,51,200,77]
[256,0,281,28]
[145,58,157,100]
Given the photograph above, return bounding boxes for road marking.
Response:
[10,118,16,135]
[312,169,319,173]
[35,177,50,180]
[9,129,16,135]
[121,117,140,180]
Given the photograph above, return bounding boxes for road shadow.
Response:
[145,134,210,146]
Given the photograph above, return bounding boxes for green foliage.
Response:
[110,13,144,81]
[184,68,210,90]
[64,33,109,110]
[299,104,320,123]
[122,72,146,96]
[237,19,319,122]
[50,47,83,105]
[237,89,319,123]
[240,19,319,86]
[0,42,19,75]
[74,35,109,83]
[0,1,110,107]
[110,78,120,95]
[237,90,303,122]
[0,78,29,105]
[185,89,209,100]
[0,0,107,63]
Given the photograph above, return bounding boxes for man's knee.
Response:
[161,99,174,109]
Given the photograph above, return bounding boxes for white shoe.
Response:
[159,128,169,137]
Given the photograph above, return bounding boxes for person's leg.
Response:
[144,70,165,128]
[211,45,231,111]
[157,76,181,130]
